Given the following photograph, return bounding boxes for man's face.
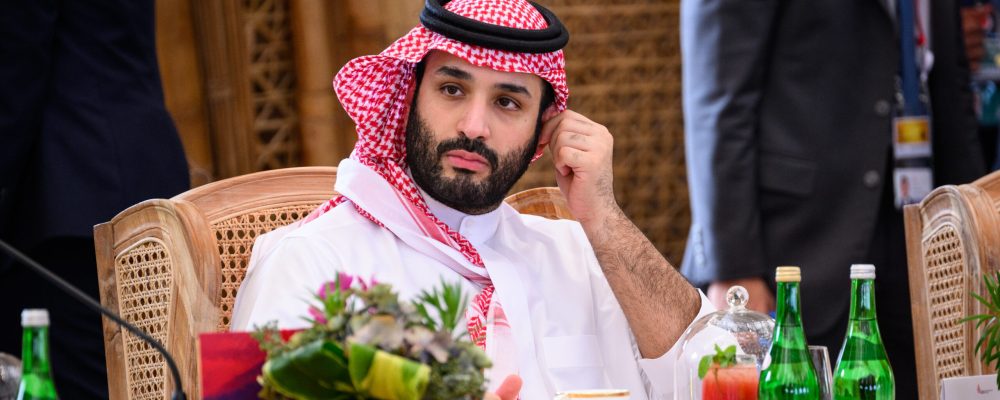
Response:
[405,51,548,215]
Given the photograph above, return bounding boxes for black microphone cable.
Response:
[0,239,187,400]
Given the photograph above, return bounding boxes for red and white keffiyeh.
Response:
[301,0,569,353]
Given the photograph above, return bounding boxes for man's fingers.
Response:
[495,375,523,400]
[548,118,586,152]
[540,111,570,146]
[553,152,572,176]
[554,146,597,177]
[543,111,598,144]
[552,130,599,156]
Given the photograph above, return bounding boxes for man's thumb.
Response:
[495,374,523,400]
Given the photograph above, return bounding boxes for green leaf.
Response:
[987,273,1000,306]
[349,343,430,400]
[414,279,471,339]
[700,343,738,379]
[966,271,1000,388]
[413,303,438,332]
[263,339,351,398]
[698,355,712,379]
[972,292,1000,314]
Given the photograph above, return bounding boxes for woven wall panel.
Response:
[511,0,689,262]
[212,204,322,331]
[923,224,968,382]
[115,240,173,400]
[243,0,301,170]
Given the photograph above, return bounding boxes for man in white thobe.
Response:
[232,1,713,398]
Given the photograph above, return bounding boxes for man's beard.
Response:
[405,106,539,215]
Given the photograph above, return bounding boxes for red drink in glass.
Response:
[701,363,758,400]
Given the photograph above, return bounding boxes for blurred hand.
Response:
[707,277,774,313]
[483,375,522,400]
[961,4,991,72]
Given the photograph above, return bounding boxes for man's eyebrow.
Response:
[435,66,472,80]
[435,65,532,98]
[496,83,532,98]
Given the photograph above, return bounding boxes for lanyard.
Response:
[892,0,934,208]
[898,0,928,116]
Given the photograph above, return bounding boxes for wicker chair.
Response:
[94,166,571,400]
[904,170,1000,400]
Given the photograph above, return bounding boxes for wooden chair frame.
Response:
[96,167,338,399]
[905,171,1000,400]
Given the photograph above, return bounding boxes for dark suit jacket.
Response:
[0,0,189,251]
[680,0,985,334]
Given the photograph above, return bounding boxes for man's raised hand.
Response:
[540,109,617,223]
[541,110,702,358]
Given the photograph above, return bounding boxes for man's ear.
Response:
[533,105,560,158]
[541,104,559,123]
[406,77,417,105]
[402,79,417,119]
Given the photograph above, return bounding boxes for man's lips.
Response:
[444,150,489,172]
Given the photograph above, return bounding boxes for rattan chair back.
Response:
[504,187,575,221]
[95,167,337,400]
[905,170,1000,400]
[95,166,570,400]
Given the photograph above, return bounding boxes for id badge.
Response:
[892,115,933,207]
[892,116,932,158]
[893,167,933,208]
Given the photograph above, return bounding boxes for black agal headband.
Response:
[419,0,570,54]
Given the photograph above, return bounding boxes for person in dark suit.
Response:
[680,0,986,398]
[0,1,189,397]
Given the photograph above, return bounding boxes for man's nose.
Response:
[457,100,491,140]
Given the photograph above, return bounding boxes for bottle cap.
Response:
[21,309,49,327]
[850,264,876,280]
[775,266,801,282]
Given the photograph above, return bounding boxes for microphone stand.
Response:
[0,239,187,400]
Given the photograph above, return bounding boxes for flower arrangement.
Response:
[252,273,491,400]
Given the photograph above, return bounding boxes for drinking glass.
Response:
[808,345,833,400]
[701,353,758,400]
[0,352,21,400]
[553,389,629,400]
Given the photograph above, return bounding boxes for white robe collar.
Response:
[415,182,503,246]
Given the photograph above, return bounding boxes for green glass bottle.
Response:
[759,266,820,399]
[832,264,894,399]
[18,309,58,400]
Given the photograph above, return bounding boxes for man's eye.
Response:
[497,97,520,110]
[441,85,463,96]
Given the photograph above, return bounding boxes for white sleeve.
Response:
[636,290,716,398]
[229,234,343,331]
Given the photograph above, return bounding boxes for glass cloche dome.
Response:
[673,286,774,400]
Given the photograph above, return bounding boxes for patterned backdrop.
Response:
[243,0,301,170]
[511,0,690,263]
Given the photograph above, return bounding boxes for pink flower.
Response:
[316,273,355,299]
[358,276,378,291]
[308,305,327,325]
